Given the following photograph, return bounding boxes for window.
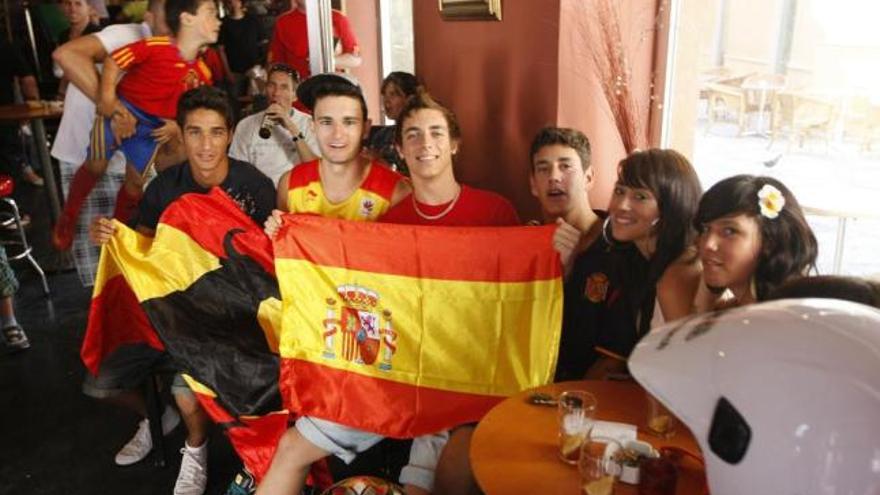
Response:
[663,0,880,276]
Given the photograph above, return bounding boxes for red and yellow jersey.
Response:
[267,9,359,79]
[287,160,402,221]
[111,36,213,119]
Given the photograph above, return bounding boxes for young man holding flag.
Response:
[90,86,275,495]
[258,91,520,495]
[263,76,410,234]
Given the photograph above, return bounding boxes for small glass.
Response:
[557,390,597,464]
[645,393,677,439]
[579,437,622,495]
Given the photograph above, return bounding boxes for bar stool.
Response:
[0,174,49,294]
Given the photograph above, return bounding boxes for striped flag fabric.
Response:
[274,215,563,438]
[80,188,291,482]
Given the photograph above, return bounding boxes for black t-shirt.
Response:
[219,15,263,73]
[0,39,34,105]
[554,219,651,382]
[132,158,275,231]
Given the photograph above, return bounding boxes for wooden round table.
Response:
[470,381,707,494]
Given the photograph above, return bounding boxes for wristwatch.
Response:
[292,132,305,142]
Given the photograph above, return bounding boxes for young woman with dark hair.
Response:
[587,149,703,370]
[609,149,704,321]
[693,174,818,309]
[365,71,421,175]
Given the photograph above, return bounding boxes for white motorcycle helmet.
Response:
[629,298,880,495]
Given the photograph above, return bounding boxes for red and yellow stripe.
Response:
[274,215,562,437]
[111,46,135,69]
[286,161,401,221]
[145,35,171,46]
[81,227,164,375]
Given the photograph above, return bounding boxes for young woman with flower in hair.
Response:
[693,175,818,310]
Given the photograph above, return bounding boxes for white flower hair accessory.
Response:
[757,184,785,219]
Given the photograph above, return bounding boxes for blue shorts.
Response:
[88,98,163,175]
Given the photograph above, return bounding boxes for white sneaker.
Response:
[174,442,208,495]
[115,418,152,466]
[114,406,181,466]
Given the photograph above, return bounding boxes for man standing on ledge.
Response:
[268,0,361,79]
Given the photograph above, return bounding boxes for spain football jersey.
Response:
[286,160,402,221]
[111,36,213,119]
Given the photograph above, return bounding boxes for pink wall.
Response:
[557,0,658,208]
[346,0,382,124]
[412,0,659,218]
[413,1,561,222]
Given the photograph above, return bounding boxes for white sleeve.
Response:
[94,24,142,53]
[399,430,451,492]
[229,115,256,163]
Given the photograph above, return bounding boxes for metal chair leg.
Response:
[1,197,49,295]
[26,252,49,295]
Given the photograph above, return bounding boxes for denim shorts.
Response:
[82,343,192,399]
[295,416,384,464]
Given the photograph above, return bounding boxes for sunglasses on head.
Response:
[268,64,300,83]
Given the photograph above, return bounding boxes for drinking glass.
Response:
[557,390,597,464]
[645,393,677,439]
[579,436,622,495]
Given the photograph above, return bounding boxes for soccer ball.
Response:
[319,476,406,495]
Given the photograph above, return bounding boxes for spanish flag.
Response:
[80,188,293,481]
[275,216,563,438]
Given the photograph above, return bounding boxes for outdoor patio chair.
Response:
[769,92,838,151]
[706,73,787,136]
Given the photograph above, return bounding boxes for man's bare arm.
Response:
[96,58,137,143]
[334,52,362,70]
[52,34,108,103]
[98,58,123,117]
[19,75,39,101]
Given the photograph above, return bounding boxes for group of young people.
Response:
[43,0,833,494]
[253,78,821,495]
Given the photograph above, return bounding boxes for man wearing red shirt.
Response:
[53,0,220,251]
[381,93,519,227]
[110,36,213,120]
[268,0,361,79]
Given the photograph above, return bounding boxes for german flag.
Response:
[81,188,290,481]
[81,251,164,375]
[274,216,563,438]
